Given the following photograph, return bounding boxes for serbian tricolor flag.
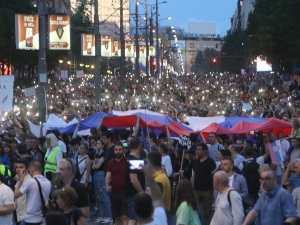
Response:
[268,141,284,164]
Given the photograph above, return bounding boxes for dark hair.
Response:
[244,139,253,147]
[89,136,98,143]
[222,156,234,165]
[114,141,124,149]
[149,133,157,143]
[220,149,231,157]
[10,139,18,144]
[45,212,68,225]
[134,192,153,218]
[175,180,198,211]
[52,129,60,139]
[209,132,217,137]
[197,143,208,154]
[236,138,243,142]
[147,151,162,168]
[102,131,113,141]
[129,138,141,149]
[3,143,13,162]
[158,132,167,142]
[224,139,233,146]
[16,158,29,168]
[80,143,89,151]
[159,142,169,154]
[70,138,79,146]
[54,187,78,207]
[119,129,130,140]
[17,143,28,155]
[244,146,254,157]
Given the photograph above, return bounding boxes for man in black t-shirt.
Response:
[125,138,145,225]
[57,159,89,218]
[102,131,115,173]
[192,143,216,225]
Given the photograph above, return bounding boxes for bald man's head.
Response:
[213,171,229,191]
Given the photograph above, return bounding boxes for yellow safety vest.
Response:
[0,165,11,177]
[44,147,62,174]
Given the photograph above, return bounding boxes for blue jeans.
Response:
[94,171,112,217]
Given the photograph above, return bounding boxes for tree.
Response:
[192,51,204,73]
[219,29,247,73]
[247,0,300,72]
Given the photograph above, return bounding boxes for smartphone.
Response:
[129,160,144,170]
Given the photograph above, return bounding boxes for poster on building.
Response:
[111,41,121,57]
[0,75,15,111]
[149,45,155,56]
[81,34,95,56]
[125,41,134,57]
[48,15,70,50]
[139,45,146,58]
[101,35,112,57]
[15,14,39,50]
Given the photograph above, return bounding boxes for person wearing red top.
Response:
[105,142,128,225]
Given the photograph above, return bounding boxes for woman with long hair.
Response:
[291,118,300,136]
[54,187,87,225]
[78,143,91,189]
[3,143,14,169]
[92,139,112,221]
[175,180,201,225]
[0,144,11,168]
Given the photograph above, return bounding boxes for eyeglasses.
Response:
[260,177,272,182]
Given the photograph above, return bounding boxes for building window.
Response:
[190,43,194,48]
[211,45,214,48]
[191,61,194,64]
[190,52,194,55]
[197,45,200,48]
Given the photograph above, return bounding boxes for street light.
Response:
[59,60,63,64]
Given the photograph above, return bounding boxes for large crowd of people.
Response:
[1,71,300,225]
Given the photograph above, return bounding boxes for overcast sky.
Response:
[130,0,238,37]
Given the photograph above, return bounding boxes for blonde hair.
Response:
[258,164,271,174]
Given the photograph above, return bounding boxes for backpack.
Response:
[242,159,260,194]
[0,166,12,187]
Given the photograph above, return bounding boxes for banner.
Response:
[125,41,134,57]
[15,14,39,50]
[267,141,284,164]
[139,45,146,58]
[149,45,155,56]
[111,41,121,57]
[24,87,36,97]
[178,134,192,150]
[0,76,15,111]
[48,15,71,50]
[81,34,95,56]
[101,35,112,57]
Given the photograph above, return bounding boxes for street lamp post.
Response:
[155,0,159,76]
[145,0,149,77]
[94,0,101,103]
[120,0,125,94]
[135,0,139,79]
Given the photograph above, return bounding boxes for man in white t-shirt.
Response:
[14,160,51,225]
[0,178,14,225]
[134,164,167,225]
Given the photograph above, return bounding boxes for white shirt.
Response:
[58,140,67,153]
[15,174,31,222]
[211,188,244,225]
[0,183,14,225]
[144,207,167,225]
[229,175,234,188]
[238,156,264,171]
[161,155,173,177]
[20,175,51,223]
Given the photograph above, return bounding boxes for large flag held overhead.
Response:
[28,110,292,137]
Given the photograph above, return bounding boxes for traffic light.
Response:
[213,58,217,64]
[152,61,156,69]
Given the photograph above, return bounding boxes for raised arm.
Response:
[96,115,108,136]
[165,125,172,146]
[131,115,140,137]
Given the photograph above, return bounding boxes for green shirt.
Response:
[176,201,201,225]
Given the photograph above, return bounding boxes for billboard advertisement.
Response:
[101,35,112,57]
[81,34,95,56]
[139,45,146,58]
[257,56,272,72]
[111,41,121,57]
[149,45,155,56]
[48,15,71,50]
[15,14,39,50]
[125,41,134,57]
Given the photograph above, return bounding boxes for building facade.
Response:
[231,0,256,32]
[185,38,223,74]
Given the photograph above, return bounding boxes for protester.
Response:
[54,187,87,225]
[147,151,171,210]
[282,159,300,189]
[14,160,51,225]
[207,132,225,162]
[229,144,245,167]
[0,170,14,225]
[192,143,216,225]
[175,179,201,225]
[211,171,244,225]
[242,169,297,225]
[77,143,91,189]
[105,142,127,225]
[42,212,68,225]
[57,159,90,218]
[158,142,173,178]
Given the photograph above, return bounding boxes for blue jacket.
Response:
[232,173,248,199]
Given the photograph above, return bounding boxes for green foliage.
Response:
[219,29,246,73]
[247,0,300,72]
